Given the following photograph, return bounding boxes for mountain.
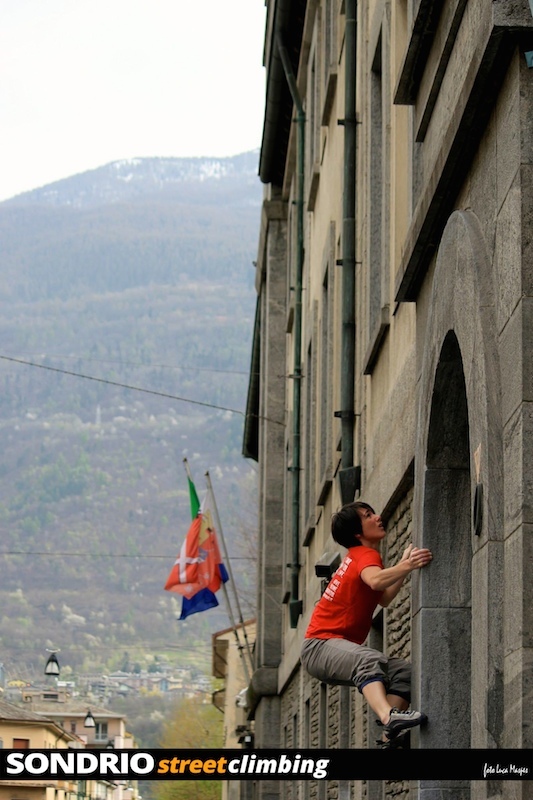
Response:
[0,152,261,682]
[4,150,261,209]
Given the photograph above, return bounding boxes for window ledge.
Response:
[307,162,320,211]
[363,305,390,375]
[317,473,333,507]
[321,68,338,127]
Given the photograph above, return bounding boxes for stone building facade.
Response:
[243,0,533,798]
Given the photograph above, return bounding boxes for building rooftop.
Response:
[0,697,56,723]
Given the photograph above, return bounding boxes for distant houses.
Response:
[3,666,214,707]
[0,697,136,800]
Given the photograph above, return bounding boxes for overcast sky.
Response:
[0,0,266,201]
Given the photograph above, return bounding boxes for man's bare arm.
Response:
[361,545,432,606]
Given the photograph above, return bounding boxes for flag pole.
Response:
[183,460,251,683]
[183,458,200,515]
[219,573,252,684]
[205,470,255,674]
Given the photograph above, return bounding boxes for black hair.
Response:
[331,501,375,548]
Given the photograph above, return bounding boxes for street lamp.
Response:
[84,709,96,728]
[44,650,60,677]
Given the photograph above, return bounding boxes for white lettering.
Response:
[26,754,49,774]
[99,753,120,774]
[77,754,99,774]
[5,751,154,776]
[50,753,75,772]
[6,754,24,774]
[130,753,155,774]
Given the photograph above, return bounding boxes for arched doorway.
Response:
[418,330,472,752]
[411,211,504,795]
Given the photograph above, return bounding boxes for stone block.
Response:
[253,695,281,748]
[418,785,470,799]
[414,467,471,613]
[495,54,520,214]
[503,403,533,535]
[413,607,471,749]
[492,0,533,28]
[521,164,533,296]
[503,646,533,747]
[495,175,522,334]
[524,297,533,403]
[471,540,504,747]
[504,524,533,652]
[469,108,497,252]
[520,57,533,165]
[499,302,524,426]
[503,408,523,536]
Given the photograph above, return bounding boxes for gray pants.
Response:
[301,637,411,700]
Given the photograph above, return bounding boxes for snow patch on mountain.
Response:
[3,151,261,210]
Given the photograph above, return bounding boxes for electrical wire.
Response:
[0,353,281,424]
[0,550,254,559]
[0,354,245,416]
[3,350,249,376]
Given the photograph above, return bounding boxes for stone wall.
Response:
[384,492,414,800]
[384,490,414,664]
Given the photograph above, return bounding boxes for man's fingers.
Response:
[409,548,433,567]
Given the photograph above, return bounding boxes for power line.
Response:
[0,550,254,560]
[3,351,249,376]
[0,353,281,425]
[0,354,245,416]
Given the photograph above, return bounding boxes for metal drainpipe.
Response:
[337,0,360,505]
[276,34,304,628]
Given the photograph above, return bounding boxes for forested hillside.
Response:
[0,152,261,679]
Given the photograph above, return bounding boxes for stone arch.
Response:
[420,329,472,752]
[412,210,504,758]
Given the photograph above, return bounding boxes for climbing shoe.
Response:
[375,733,409,750]
[383,708,427,740]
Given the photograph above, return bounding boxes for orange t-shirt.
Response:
[304,546,383,644]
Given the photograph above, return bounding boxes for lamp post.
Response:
[84,709,96,728]
[44,650,60,677]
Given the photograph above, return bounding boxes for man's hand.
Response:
[400,544,414,562]
[402,545,432,570]
[366,544,433,606]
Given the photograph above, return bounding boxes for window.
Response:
[322,0,338,124]
[303,322,317,529]
[292,712,298,748]
[318,228,335,497]
[94,721,108,742]
[304,699,311,748]
[363,22,392,375]
[320,269,330,479]
[13,739,30,749]
[324,0,336,72]
[309,50,319,170]
[369,32,383,338]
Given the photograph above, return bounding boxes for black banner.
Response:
[0,749,531,781]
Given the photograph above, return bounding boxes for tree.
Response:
[150,697,223,800]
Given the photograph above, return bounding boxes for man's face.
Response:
[357,506,385,544]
